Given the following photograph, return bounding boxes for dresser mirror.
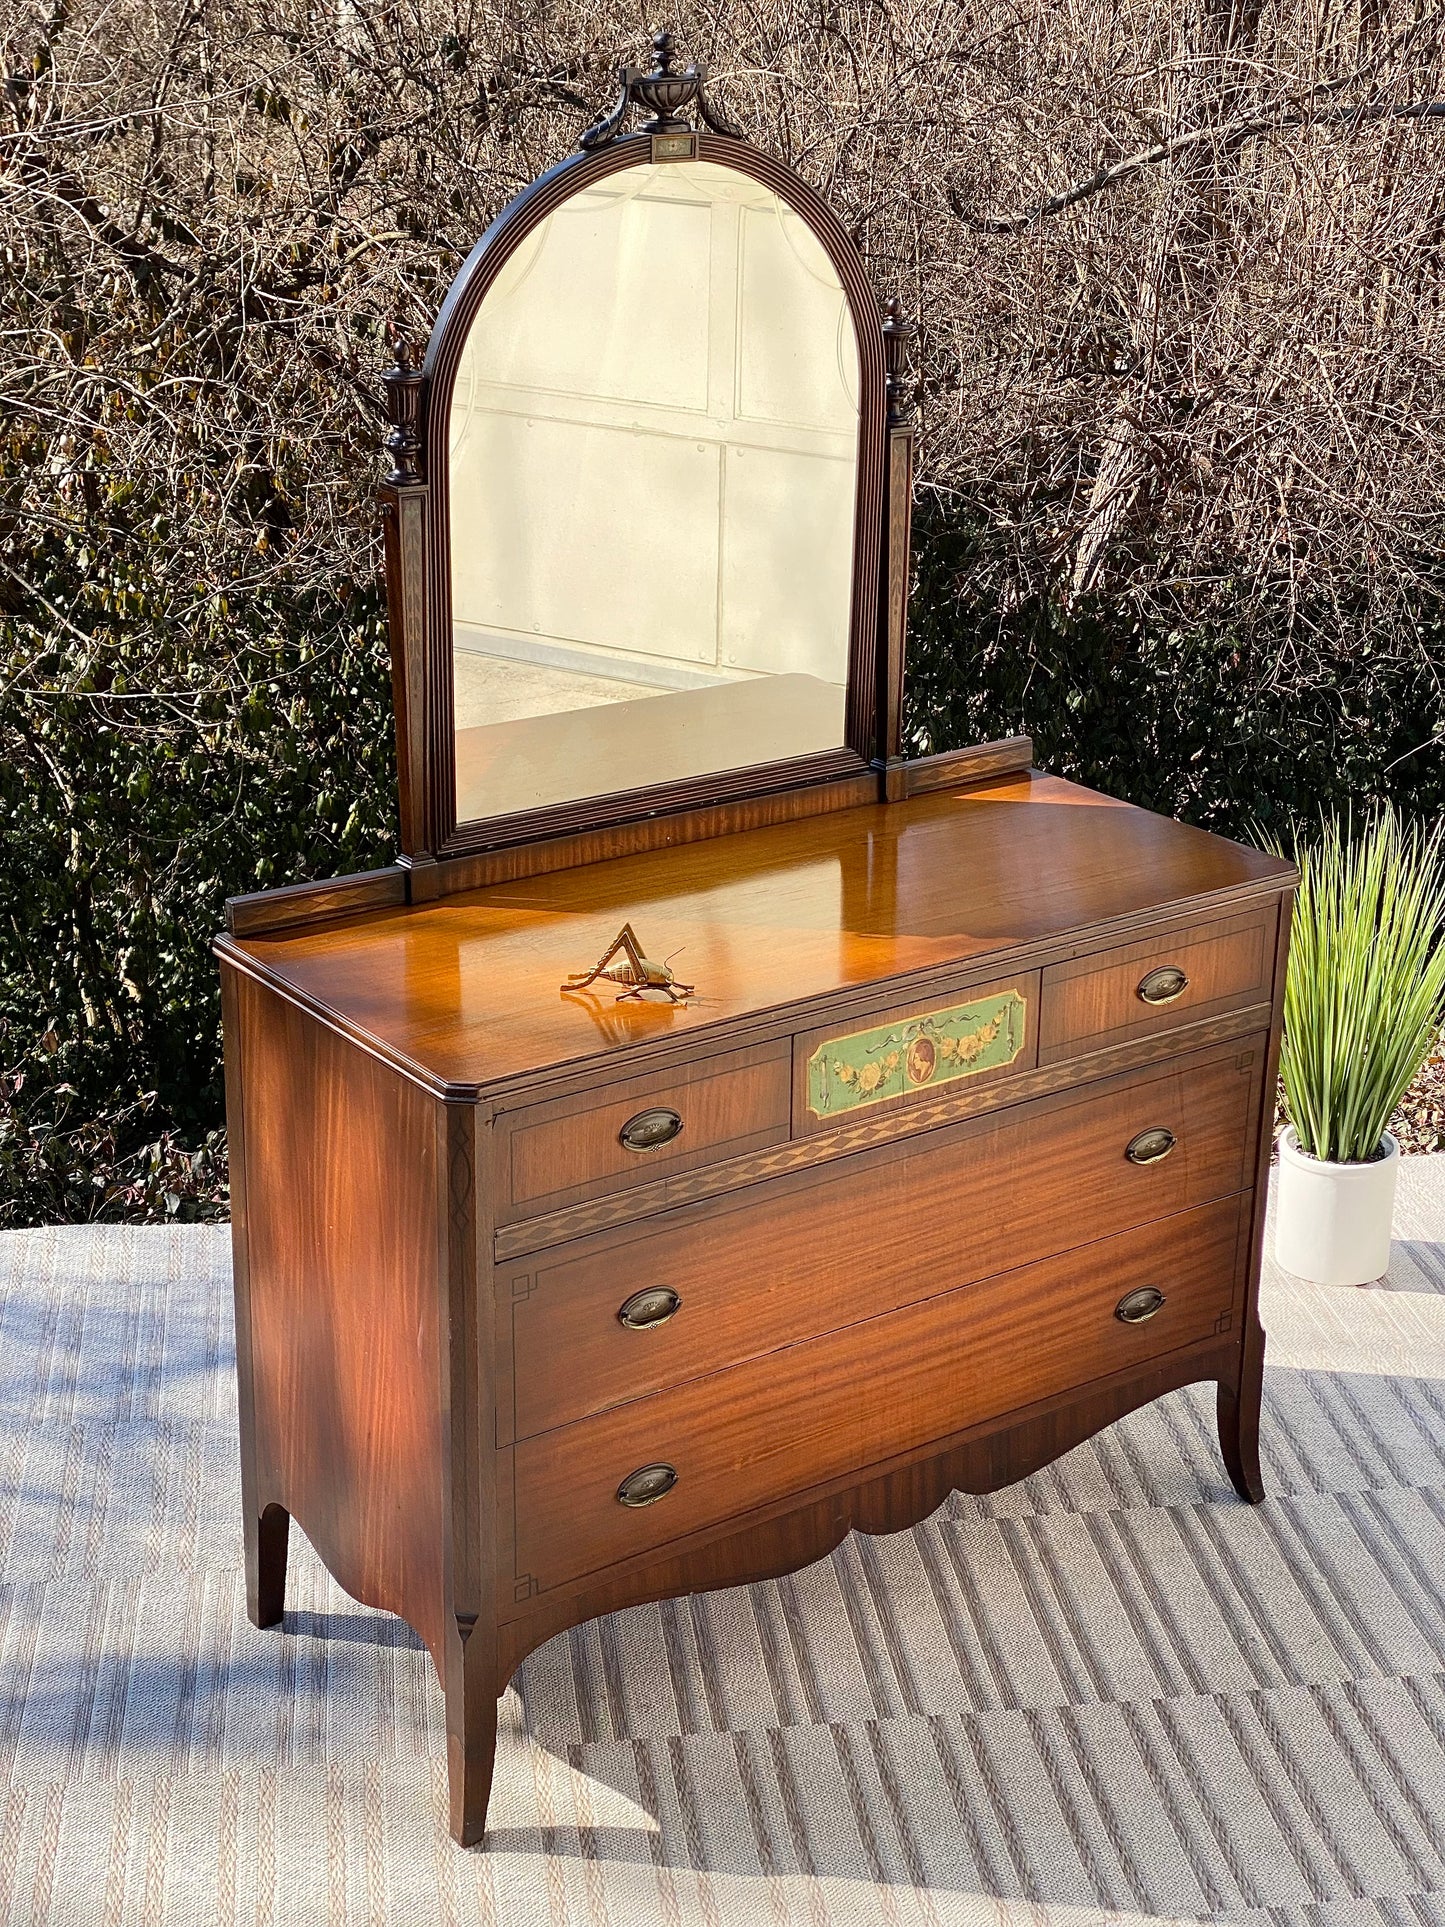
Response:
[379,47,897,867]
[447,162,862,826]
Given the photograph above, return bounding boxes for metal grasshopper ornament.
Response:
[562,923,695,1003]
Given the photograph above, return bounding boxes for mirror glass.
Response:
[448,160,861,825]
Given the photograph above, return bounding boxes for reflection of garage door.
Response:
[447,163,861,690]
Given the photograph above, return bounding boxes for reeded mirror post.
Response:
[379,332,441,889]
[877,295,919,802]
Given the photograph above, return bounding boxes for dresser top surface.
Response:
[224,772,1291,1091]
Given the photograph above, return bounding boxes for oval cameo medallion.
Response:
[906,1035,937,1086]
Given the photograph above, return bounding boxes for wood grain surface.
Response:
[231,968,451,1666]
[493,1331,1241,1675]
[506,1194,1247,1597]
[223,772,1292,1093]
[1039,906,1275,1061]
[498,1037,790,1220]
[220,771,1294,1847]
[897,736,1033,796]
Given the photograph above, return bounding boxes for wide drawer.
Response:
[499,1037,1264,1441]
[508,1195,1247,1598]
[494,1039,791,1223]
[1039,908,1275,1063]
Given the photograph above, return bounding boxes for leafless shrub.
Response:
[5,0,1441,640]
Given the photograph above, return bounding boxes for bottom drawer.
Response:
[509,1194,1247,1598]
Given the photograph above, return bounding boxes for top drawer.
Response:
[1040,907,1275,1063]
[496,1040,790,1223]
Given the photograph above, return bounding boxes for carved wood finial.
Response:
[882,296,919,431]
[381,331,425,486]
[578,28,744,150]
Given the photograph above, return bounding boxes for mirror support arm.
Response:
[877,298,919,801]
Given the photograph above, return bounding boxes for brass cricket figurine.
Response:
[562,922,694,1003]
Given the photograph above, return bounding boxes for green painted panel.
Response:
[806,989,1027,1119]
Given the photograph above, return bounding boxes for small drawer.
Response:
[499,1038,1262,1441]
[1039,909,1275,1063]
[506,1195,1246,1599]
[496,1040,790,1223]
[792,971,1038,1135]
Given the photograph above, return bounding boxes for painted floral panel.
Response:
[805,989,1027,1118]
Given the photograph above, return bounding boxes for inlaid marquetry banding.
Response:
[805,988,1027,1119]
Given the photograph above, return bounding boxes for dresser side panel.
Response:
[233,970,451,1664]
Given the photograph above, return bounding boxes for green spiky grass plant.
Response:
[1280,806,1445,1165]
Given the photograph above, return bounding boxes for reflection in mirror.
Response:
[448,160,860,825]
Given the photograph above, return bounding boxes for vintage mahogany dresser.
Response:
[217,35,1296,1846]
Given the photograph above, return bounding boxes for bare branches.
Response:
[1,0,1440,697]
[951,98,1445,234]
[7,150,189,283]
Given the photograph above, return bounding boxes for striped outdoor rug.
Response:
[2,1156,1445,1925]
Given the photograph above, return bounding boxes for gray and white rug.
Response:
[3,1157,1445,1925]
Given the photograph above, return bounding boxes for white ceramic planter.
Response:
[1273,1126,1400,1286]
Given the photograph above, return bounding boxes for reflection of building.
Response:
[445,163,861,819]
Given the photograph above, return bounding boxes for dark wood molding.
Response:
[436,749,872,859]
[429,769,883,887]
[379,337,431,855]
[378,481,430,855]
[438,1092,496,1843]
[221,964,279,1628]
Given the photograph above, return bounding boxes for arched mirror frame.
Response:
[380,118,901,870]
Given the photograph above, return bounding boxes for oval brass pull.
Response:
[1116,1286,1166,1325]
[1137,965,1189,1006]
[617,1462,678,1508]
[617,1286,682,1331]
[1126,1127,1177,1166]
[619,1107,684,1153]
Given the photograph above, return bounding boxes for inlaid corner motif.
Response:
[806,989,1027,1118]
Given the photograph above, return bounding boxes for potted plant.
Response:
[1274,805,1445,1286]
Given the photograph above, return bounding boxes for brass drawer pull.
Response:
[1137,965,1189,1006]
[619,1107,684,1153]
[1125,1127,1177,1166]
[617,1462,678,1508]
[617,1286,682,1331]
[1116,1286,1166,1325]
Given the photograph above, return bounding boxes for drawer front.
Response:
[1039,909,1275,1063]
[497,1040,791,1222]
[509,1195,1247,1597]
[501,1038,1263,1441]
[793,972,1037,1135]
